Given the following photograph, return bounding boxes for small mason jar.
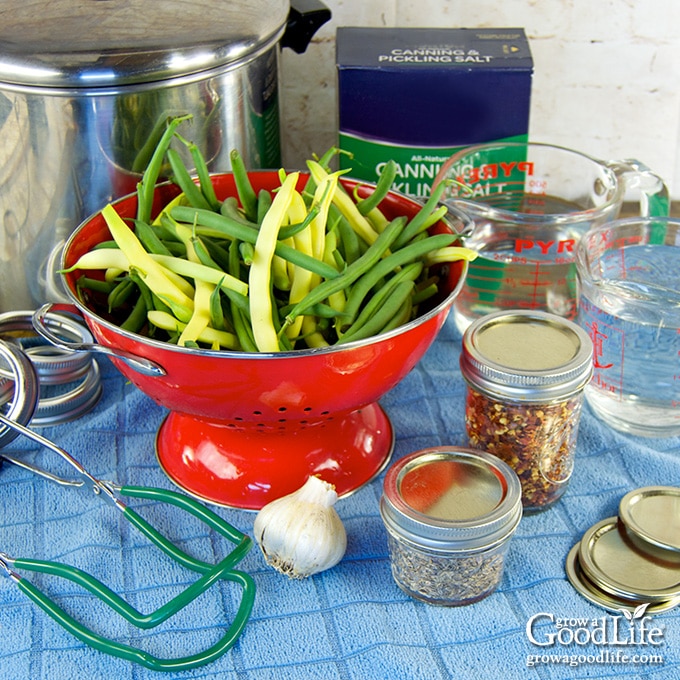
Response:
[380,446,522,606]
[460,310,593,513]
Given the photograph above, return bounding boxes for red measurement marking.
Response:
[529,262,542,309]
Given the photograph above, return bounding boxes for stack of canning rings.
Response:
[0,310,101,426]
[566,487,680,613]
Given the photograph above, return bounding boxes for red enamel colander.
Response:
[37,173,468,510]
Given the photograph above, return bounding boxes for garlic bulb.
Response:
[253,475,347,579]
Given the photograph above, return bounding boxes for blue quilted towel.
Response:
[1,313,679,679]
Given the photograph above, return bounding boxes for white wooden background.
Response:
[279,0,680,201]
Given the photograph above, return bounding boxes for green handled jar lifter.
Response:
[0,338,255,672]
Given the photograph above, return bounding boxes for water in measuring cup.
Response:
[452,195,585,333]
[578,244,680,437]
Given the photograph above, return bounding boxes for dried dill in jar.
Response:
[380,447,522,606]
[460,310,593,513]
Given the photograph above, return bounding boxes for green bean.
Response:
[199,237,232,271]
[239,241,254,266]
[378,294,413,334]
[190,233,249,317]
[340,262,423,339]
[148,220,182,244]
[331,246,345,271]
[170,205,340,280]
[356,160,397,216]
[316,146,344,171]
[281,215,407,328]
[166,148,212,211]
[133,220,173,256]
[228,240,257,351]
[120,291,148,333]
[256,189,272,225]
[148,252,247,297]
[229,149,258,222]
[278,202,321,240]
[280,301,349,320]
[392,180,449,250]
[308,161,379,245]
[127,269,155,317]
[76,276,115,294]
[137,114,192,224]
[341,232,457,325]
[209,280,226,330]
[220,196,256,226]
[232,304,257,352]
[190,234,220,270]
[162,240,187,257]
[107,276,137,311]
[150,291,172,315]
[411,282,439,306]
[131,114,171,174]
[182,237,249,317]
[171,205,259,241]
[146,310,239,349]
[338,280,415,344]
[187,141,220,211]
[329,203,362,264]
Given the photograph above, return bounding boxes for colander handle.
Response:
[32,303,166,377]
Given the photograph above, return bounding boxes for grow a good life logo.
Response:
[525,604,666,669]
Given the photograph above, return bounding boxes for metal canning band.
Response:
[0,310,94,383]
[23,344,92,385]
[0,376,13,404]
[31,360,102,427]
[0,340,40,445]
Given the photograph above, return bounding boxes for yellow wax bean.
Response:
[178,233,216,347]
[249,171,299,352]
[178,277,214,346]
[423,246,478,266]
[147,311,239,349]
[102,204,194,317]
[306,161,380,246]
[322,230,345,314]
[151,255,248,296]
[64,248,130,272]
[285,190,314,342]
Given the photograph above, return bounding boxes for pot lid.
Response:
[0,0,291,90]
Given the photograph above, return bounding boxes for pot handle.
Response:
[281,0,331,54]
[32,303,166,378]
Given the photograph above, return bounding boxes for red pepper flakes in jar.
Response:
[460,311,593,513]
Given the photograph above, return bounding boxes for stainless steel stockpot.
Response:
[0,0,329,311]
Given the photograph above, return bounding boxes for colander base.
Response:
[154,402,395,510]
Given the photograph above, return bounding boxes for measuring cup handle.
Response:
[605,158,670,217]
[32,303,166,377]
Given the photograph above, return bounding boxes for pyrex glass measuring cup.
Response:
[432,142,669,333]
[575,217,680,438]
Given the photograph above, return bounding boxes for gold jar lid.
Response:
[460,310,593,401]
[619,486,680,555]
[578,517,680,603]
[565,544,680,614]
